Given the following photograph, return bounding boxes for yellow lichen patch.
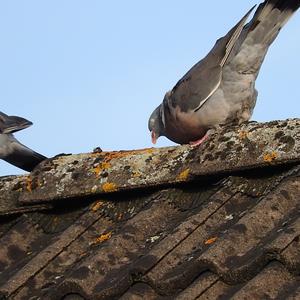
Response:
[91,149,155,178]
[92,162,111,177]
[132,171,142,178]
[91,201,103,212]
[204,237,217,245]
[94,232,112,244]
[263,151,278,163]
[92,165,102,177]
[102,148,154,163]
[26,177,32,192]
[100,162,111,169]
[102,182,118,192]
[238,130,248,139]
[177,169,190,181]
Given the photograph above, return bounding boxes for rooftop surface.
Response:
[0,119,299,299]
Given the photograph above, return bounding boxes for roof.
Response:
[0,119,300,300]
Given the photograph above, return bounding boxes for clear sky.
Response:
[1,0,300,175]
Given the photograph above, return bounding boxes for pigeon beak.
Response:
[151,131,157,144]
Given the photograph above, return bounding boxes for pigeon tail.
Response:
[249,0,300,44]
[227,0,300,77]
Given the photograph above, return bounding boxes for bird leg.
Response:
[189,127,220,147]
[189,134,209,147]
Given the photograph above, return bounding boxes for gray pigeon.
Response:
[148,0,300,145]
[0,111,47,172]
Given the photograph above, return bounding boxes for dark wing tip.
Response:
[1,115,33,134]
[3,149,47,172]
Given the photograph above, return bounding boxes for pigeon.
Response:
[148,0,300,145]
[0,111,47,172]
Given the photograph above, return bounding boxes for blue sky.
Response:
[1,0,300,175]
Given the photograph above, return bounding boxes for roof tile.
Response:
[16,119,300,205]
[0,119,299,299]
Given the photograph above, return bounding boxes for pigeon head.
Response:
[148,104,165,144]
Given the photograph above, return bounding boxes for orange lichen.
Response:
[94,232,112,244]
[177,169,190,181]
[92,162,111,177]
[92,165,102,177]
[102,182,118,192]
[102,148,154,163]
[92,148,154,178]
[100,162,111,169]
[132,171,142,178]
[26,177,32,192]
[91,151,105,157]
[91,201,103,212]
[205,237,217,245]
[238,130,248,139]
[263,151,278,163]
